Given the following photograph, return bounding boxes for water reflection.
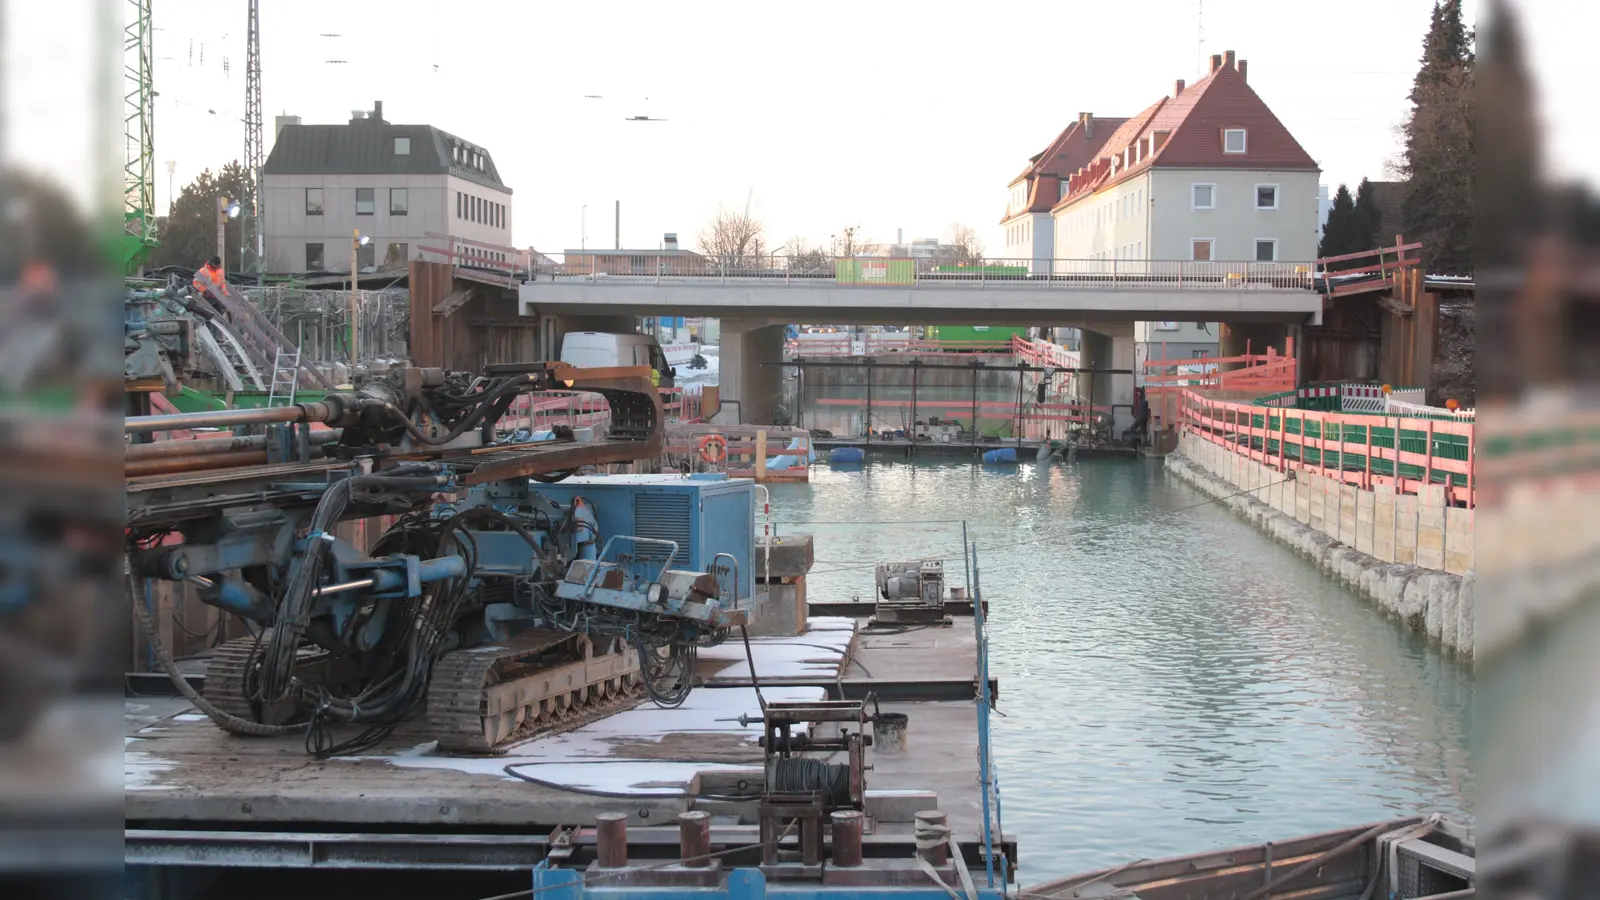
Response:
[767,458,1473,883]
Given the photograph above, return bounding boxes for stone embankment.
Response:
[1167,434,1473,657]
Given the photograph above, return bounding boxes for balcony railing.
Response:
[526,255,1319,291]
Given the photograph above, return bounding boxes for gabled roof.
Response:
[1050,52,1319,213]
[1002,115,1126,223]
[263,112,511,194]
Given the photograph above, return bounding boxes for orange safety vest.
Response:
[192,263,230,298]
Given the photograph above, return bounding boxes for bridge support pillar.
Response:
[1076,326,1137,438]
[713,323,784,425]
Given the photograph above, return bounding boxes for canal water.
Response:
[765,456,1473,885]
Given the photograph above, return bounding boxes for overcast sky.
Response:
[8,0,1595,258]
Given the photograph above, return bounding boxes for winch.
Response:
[873,559,953,626]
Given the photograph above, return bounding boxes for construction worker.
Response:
[191,256,230,303]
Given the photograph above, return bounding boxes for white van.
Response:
[559,332,676,388]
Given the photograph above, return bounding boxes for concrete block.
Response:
[1356,491,1375,524]
[1417,526,1444,552]
[756,533,815,580]
[1416,545,1444,571]
[1418,506,1445,530]
[746,577,808,637]
[1395,544,1417,565]
[1444,551,1473,576]
[1419,484,1447,508]
[1373,537,1395,562]
[1457,573,1476,656]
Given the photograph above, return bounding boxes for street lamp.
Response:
[350,230,371,363]
[216,195,242,264]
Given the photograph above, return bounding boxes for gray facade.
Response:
[261,102,512,274]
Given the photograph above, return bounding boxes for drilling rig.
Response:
[126,362,756,754]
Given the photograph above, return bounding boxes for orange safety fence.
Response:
[1180,389,1474,507]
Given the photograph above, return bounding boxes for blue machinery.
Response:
[126,363,761,753]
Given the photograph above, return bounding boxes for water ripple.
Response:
[768,458,1473,883]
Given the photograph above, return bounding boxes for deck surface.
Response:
[126,612,990,838]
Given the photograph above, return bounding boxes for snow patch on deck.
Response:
[351,685,825,797]
[699,617,857,679]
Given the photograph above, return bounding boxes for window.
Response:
[472,196,479,222]
[305,188,324,215]
[457,192,464,218]
[394,136,411,155]
[305,242,324,270]
[355,187,375,215]
[390,187,408,215]
[356,241,376,271]
[1155,321,1180,331]
[383,242,408,268]
[1191,183,1215,209]
[1191,239,1214,261]
[1223,128,1247,153]
[1193,349,1210,358]
[1255,184,1278,210]
[1255,239,1278,262]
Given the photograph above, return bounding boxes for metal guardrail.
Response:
[527,255,1318,291]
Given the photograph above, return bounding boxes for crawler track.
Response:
[427,630,643,754]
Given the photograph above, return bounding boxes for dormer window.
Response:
[394,136,410,155]
[1223,128,1247,153]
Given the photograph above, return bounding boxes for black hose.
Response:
[127,567,301,737]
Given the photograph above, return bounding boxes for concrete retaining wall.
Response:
[1168,433,1473,657]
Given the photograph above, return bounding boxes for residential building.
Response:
[563,233,706,276]
[1047,50,1322,363]
[1001,113,1124,270]
[261,101,513,274]
[1318,185,1332,238]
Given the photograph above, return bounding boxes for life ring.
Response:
[697,434,728,465]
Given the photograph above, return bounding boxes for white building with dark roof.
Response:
[261,101,513,274]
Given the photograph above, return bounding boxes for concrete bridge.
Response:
[518,256,1321,427]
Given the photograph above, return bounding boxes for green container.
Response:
[835,258,915,285]
[923,325,1027,344]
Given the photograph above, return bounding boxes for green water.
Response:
[765,457,1474,884]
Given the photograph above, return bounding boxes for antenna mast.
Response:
[244,0,264,280]
[1196,0,1205,77]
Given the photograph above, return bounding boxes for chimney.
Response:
[1209,54,1223,74]
[372,100,384,122]
[350,109,366,124]
[1237,60,1248,82]
[274,114,301,138]
[1174,79,1185,96]
[1078,112,1094,138]
[1223,50,1236,71]
[663,233,679,251]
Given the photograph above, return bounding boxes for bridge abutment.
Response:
[713,324,785,425]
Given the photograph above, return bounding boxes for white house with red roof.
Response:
[1001,113,1126,272]
[1046,50,1321,365]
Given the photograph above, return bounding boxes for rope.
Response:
[913,817,978,900]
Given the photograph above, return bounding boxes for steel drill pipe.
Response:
[125,400,344,434]
[124,429,342,461]
[124,404,310,433]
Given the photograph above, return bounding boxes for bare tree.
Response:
[830,225,873,258]
[783,236,832,276]
[697,192,767,271]
[943,223,985,262]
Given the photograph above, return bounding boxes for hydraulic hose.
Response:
[127,567,301,736]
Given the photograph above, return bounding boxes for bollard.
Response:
[915,811,949,866]
[678,810,712,867]
[596,812,628,868]
[830,810,864,867]
[875,712,909,756]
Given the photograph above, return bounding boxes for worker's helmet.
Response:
[207,256,222,268]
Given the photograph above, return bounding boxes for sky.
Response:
[6,0,1595,259]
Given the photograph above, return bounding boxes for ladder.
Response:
[266,349,301,407]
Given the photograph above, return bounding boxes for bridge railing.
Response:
[528,254,1319,291]
[1180,389,1475,506]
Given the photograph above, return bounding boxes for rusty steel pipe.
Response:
[124,429,342,462]
[125,449,269,477]
[595,812,628,868]
[677,810,712,867]
[830,810,864,867]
